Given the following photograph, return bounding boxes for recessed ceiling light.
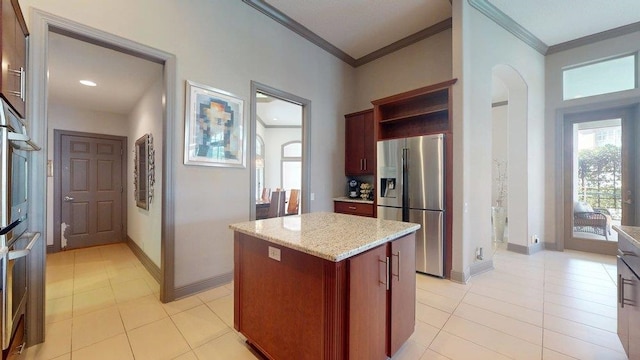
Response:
[79,80,97,87]
[273,118,278,121]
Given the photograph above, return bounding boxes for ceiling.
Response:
[47,1,640,115]
[257,94,302,127]
[48,32,162,115]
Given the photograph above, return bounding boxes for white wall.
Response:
[22,0,354,288]
[45,104,129,246]
[352,29,453,112]
[545,30,640,248]
[491,104,508,210]
[451,0,545,280]
[127,78,163,267]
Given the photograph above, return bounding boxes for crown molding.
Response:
[467,0,548,55]
[243,0,452,68]
[242,0,356,66]
[547,21,640,55]
[355,18,452,67]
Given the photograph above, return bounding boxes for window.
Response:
[256,135,265,200]
[281,141,301,191]
[563,54,636,100]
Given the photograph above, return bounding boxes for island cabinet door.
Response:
[348,244,388,360]
[388,233,417,357]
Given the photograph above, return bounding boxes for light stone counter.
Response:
[613,225,640,249]
[229,212,420,262]
[333,196,374,204]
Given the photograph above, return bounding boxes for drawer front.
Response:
[334,201,374,217]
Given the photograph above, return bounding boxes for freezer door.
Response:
[410,209,444,277]
[405,134,444,211]
[377,206,403,222]
[377,139,404,208]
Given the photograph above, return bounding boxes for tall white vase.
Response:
[492,206,506,243]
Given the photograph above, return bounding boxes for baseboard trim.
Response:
[450,268,470,284]
[46,244,55,254]
[507,242,543,255]
[173,272,234,300]
[544,242,558,251]
[126,237,161,282]
[470,260,494,276]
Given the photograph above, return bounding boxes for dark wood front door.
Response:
[56,131,126,250]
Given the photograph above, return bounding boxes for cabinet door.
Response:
[388,233,416,356]
[617,258,630,355]
[623,260,640,359]
[345,113,365,175]
[1,0,17,103]
[348,244,388,360]
[362,110,375,174]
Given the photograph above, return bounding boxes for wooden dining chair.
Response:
[267,190,286,218]
[261,187,271,202]
[286,189,300,215]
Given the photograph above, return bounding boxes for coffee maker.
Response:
[347,178,360,198]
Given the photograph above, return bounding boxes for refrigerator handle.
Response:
[402,148,409,221]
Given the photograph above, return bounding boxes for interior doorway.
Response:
[250,82,310,219]
[564,106,638,255]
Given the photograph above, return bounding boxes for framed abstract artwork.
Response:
[184,80,245,167]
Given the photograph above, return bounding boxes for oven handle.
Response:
[0,216,26,236]
[7,233,40,261]
[7,131,41,151]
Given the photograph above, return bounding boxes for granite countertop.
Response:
[613,225,640,249]
[333,196,374,204]
[229,212,419,262]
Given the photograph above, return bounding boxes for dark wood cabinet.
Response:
[618,255,640,359]
[1,0,28,117]
[345,109,374,175]
[348,233,415,359]
[3,315,24,360]
[334,200,374,217]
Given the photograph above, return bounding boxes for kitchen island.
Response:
[613,225,640,359]
[229,212,420,360]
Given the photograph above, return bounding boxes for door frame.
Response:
[53,130,128,252]
[562,106,635,255]
[28,9,177,345]
[249,81,311,219]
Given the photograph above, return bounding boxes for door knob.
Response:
[64,196,75,202]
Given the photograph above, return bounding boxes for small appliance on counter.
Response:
[348,178,360,198]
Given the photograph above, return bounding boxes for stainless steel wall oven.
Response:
[0,100,39,353]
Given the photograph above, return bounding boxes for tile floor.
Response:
[20,242,627,360]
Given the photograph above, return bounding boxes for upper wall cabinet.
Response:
[373,79,457,140]
[1,0,28,117]
[345,109,375,175]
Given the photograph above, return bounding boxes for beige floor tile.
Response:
[205,294,234,328]
[428,331,511,360]
[543,314,625,352]
[72,286,116,316]
[162,295,203,316]
[47,251,75,267]
[196,285,232,303]
[542,348,578,359]
[416,276,469,301]
[72,272,111,294]
[106,264,147,284]
[410,320,440,348]
[111,278,153,303]
[468,283,543,311]
[128,318,191,360]
[419,349,451,360]
[442,316,541,359]
[46,264,75,282]
[544,283,617,306]
[46,279,74,300]
[223,281,234,292]
[544,301,617,332]
[544,292,617,318]
[391,339,427,360]
[544,271,616,289]
[171,304,230,348]
[416,302,451,329]
[453,302,542,345]
[193,331,257,360]
[416,288,460,314]
[45,296,73,324]
[71,333,133,360]
[22,319,72,360]
[543,330,627,360]
[172,351,199,360]
[461,292,543,326]
[71,306,125,350]
[118,294,168,330]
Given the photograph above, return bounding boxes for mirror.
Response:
[135,133,155,210]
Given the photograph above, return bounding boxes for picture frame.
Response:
[184,80,246,167]
[134,133,155,210]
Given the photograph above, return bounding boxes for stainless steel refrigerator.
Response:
[377,134,445,277]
